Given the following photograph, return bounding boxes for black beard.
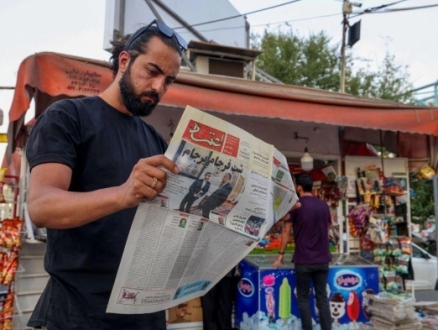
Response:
[119,65,159,117]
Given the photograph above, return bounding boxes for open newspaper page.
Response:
[271,148,299,224]
[107,106,298,314]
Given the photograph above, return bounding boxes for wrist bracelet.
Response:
[278,251,285,255]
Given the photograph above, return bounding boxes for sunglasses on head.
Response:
[125,19,187,51]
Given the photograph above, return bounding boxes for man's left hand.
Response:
[272,254,284,268]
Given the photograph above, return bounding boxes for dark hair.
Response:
[109,26,182,76]
[205,172,212,176]
[296,174,313,192]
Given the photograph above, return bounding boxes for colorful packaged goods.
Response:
[0,218,24,249]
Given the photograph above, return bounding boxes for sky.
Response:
[0,0,437,142]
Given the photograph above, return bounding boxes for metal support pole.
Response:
[433,176,438,280]
[379,130,387,216]
[340,5,348,93]
[434,80,438,106]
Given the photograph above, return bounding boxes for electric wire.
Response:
[363,0,409,13]
[188,12,339,34]
[363,3,438,13]
[172,0,301,30]
[348,0,409,19]
[176,0,434,35]
[171,0,438,38]
[350,1,438,18]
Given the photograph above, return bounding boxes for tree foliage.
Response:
[251,30,414,103]
[410,178,434,224]
[253,31,340,90]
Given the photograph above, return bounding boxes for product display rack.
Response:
[0,173,26,330]
[344,156,414,294]
[344,156,411,254]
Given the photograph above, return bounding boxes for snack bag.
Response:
[418,165,436,180]
[398,237,412,255]
[396,255,410,274]
[1,252,19,286]
[389,237,401,257]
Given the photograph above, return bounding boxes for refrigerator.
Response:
[235,254,379,330]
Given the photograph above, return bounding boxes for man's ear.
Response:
[118,51,130,74]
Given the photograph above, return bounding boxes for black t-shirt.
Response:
[26,96,168,330]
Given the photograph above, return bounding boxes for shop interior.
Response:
[250,151,343,255]
[250,151,416,295]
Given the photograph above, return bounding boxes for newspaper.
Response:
[107,106,298,314]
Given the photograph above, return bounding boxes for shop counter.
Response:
[235,254,379,330]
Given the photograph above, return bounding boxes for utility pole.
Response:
[340,0,362,93]
[340,0,349,93]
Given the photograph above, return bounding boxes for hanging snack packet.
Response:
[395,275,404,292]
[418,165,436,180]
[396,254,410,274]
[1,251,19,286]
[0,219,23,249]
[384,270,398,292]
[11,218,23,249]
[2,292,14,330]
[0,252,5,284]
[373,244,386,257]
[385,255,397,272]
[398,237,412,255]
[389,237,401,257]
[373,255,386,268]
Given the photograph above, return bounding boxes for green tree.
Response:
[410,178,434,225]
[376,53,413,103]
[252,30,340,91]
[251,30,414,103]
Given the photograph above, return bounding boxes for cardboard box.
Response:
[167,297,203,324]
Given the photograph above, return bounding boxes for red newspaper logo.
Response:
[182,120,225,152]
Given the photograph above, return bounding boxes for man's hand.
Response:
[280,213,291,222]
[272,254,284,268]
[118,155,179,208]
[291,201,301,211]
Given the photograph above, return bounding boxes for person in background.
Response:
[201,266,240,330]
[179,172,211,213]
[273,174,332,330]
[25,19,187,330]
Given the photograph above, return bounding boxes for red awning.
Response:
[7,52,438,161]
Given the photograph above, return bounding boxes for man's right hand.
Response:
[118,155,179,208]
[291,201,301,211]
[28,155,179,229]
